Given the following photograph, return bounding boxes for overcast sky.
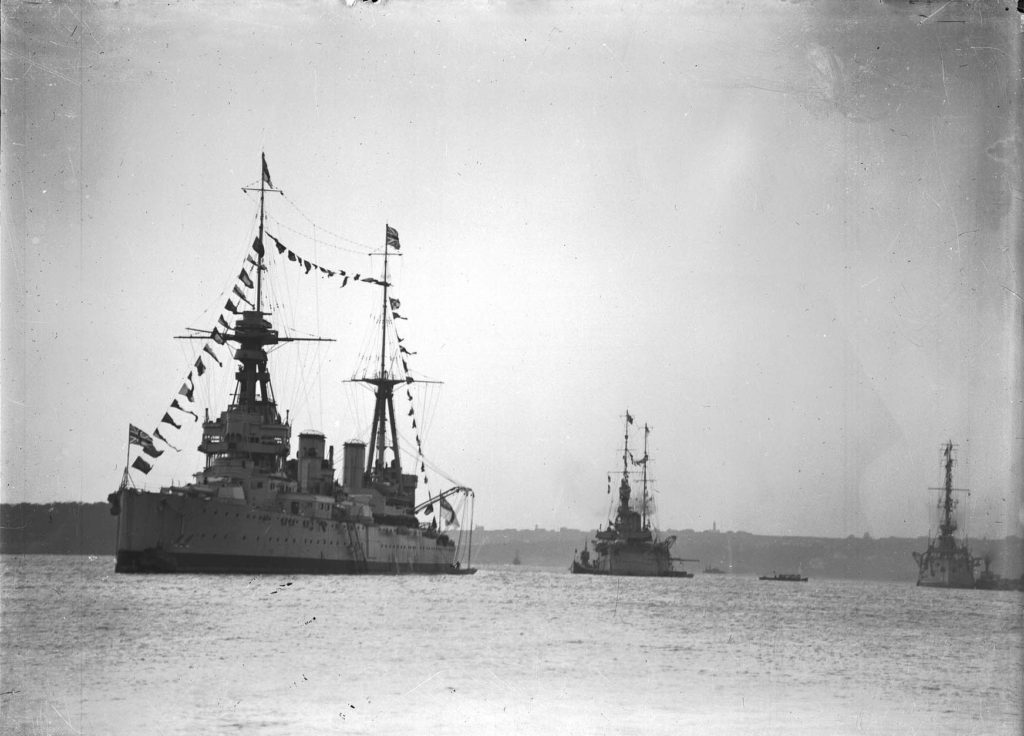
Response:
[3,0,1021,539]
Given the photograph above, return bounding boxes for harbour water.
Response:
[2,555,1021,735]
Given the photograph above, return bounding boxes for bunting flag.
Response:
[225,300,238,315]
[252,235,264,257]
[154,428,181,451]
[607,474,611,494]
[212,328,226,345]
[195,357,206,377]
[392,311,407,320]
[178,383,194,402]
[411,419,417,429]
[399,346,416,355]
[203,344,223,367]
[401,359,408,372]
[262,153,273,188]
[246,255,260,268]
[408,408,414,416]
[405,377,415,384]
[171,399,199,421]
[627,412,634,425]
[161,412,182,430]
[440,496,458,526]
[129,424,154,448]
[238,269,254,289]
[386,224,401,251]
[142,444,164,459]
[424,504,433,516]
[131,456,153,474]
[232,285,253,307]
[218,315,230,330]
[264,232,389,291]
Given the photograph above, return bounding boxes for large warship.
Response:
[110,155,474,574]
[912,441,976,588]
[571,414,693,577]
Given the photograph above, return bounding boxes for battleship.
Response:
[571,414,694,577]
[912,441,976,588]
[109,155,474,574]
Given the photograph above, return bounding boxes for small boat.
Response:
[759,573,808,582]
[703,566,726,575]
[974,554,1023,591]
[447,562,478,576]
[512,550,521,566]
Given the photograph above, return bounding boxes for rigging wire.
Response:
[278,192,374,252]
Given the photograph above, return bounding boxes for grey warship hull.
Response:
[114,488,457,575]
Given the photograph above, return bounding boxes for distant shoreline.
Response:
[3,502,1021,582]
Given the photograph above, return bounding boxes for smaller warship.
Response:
[912,441,977,588]
[571,413,693,578]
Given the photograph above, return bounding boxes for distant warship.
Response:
[912,441,976,588]
[571,414,693,577]
[110,155,474,574]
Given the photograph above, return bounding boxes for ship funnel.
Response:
[343,441,366,492]
[297,431,327,493]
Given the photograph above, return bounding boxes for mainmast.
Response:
[640,423,650,530]
[365,225,403,480]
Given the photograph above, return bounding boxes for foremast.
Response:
[935,441,962,541]
[612,413,650,542]
[928,441,972,554]
[191,155,329,497]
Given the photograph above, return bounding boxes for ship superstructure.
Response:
[571,414,692,577]
[912,441,977,588]
[110,155,473,574]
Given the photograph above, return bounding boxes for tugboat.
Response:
[570,413,693,577]
[912,441,977,588]
[758,572,808,582]
[109,155,474,574]
[974,555,1024,591]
